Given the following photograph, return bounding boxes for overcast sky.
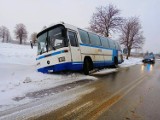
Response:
[0,0,159,53]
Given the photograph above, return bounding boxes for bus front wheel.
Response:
[83,58,93,75]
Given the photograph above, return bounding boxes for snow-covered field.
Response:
[0,43,142,111]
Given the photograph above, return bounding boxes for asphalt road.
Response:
[33,60,160,120]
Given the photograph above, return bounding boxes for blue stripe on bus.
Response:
[112,49,118,61]
[72,62,83,64]
[37,60,115,73]
[93,61,114,67]
[36,50,64,60]
[36,44,121,61]
[37,62,83,73]
[80,43,113,50]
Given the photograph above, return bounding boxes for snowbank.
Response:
[0,43,96,111]
[119,57,142,67]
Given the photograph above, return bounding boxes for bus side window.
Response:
[78,29,90,44]
[118,43,121,50]
[108,39,116,49]
[68,31,78,47]
[100,37,110,48]
[115,42,121,50]
[88,33,101,46]
[114,41,118,50]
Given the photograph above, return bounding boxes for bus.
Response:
[36,23,123,75]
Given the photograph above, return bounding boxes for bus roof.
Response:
[37,22,117,42]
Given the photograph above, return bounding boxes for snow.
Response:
[0,43,142,112]
[92,68,118,75]
[0,43,97,111]
[119,57,142,67]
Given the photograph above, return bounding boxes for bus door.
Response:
[68,30,82,63]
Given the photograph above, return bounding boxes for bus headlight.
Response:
[47,60,50,64]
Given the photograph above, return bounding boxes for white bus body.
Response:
[36,23,123,74]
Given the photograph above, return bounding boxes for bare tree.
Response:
[89,4,123,37]
[0,26,7,42]
[119,17,145,59]
[0,26,11,42]
[14,23,28,44]
[5,28,11,42]
[30,32,37,44]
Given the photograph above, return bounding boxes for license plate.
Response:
[58,57,65,62]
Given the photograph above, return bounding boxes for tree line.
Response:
[89,4,145,59]
[0,24,37,44]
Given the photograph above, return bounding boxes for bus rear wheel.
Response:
[83,58,93,75]
[113,57,118,68]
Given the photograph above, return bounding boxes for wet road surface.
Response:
[32,61,160,120]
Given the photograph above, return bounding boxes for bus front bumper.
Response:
[37,62,83,73]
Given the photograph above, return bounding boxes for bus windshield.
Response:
[37,25,67,55]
